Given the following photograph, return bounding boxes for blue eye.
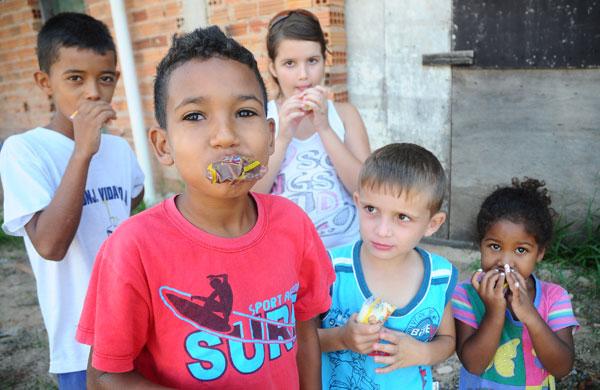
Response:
[183,112,204,121]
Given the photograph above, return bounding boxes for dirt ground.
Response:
[0,242,598,389]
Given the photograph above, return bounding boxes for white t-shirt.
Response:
[0,127,144,373]
[267,100,360,249]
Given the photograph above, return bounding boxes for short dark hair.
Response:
[359,143,447,213]
[266,9,327,87]
[477,177,555,249]
[154,26,267,129]
[37,12,116,73]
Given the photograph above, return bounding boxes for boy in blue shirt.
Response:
[319,143,457,389]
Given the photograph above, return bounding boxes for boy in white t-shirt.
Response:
[0,13,144,389]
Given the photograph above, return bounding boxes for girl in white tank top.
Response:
[254,9,371,249]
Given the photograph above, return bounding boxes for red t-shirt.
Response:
[77,193,334,388]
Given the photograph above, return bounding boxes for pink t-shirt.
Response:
[452,276,579,389]
[77,193,334,389]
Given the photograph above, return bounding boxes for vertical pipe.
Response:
[108,0,157,205]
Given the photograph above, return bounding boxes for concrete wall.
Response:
[345,0,453,237]
[450,69,600,241]
[345,0,452,160]
[345,1,600,242]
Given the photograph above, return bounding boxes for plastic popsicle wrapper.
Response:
[357,296,395,324]
[206,155,266,184]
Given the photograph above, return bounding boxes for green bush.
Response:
[545,201,600,283]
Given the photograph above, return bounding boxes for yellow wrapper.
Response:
[357,296,395,324]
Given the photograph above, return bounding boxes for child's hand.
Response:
[471,269,506,316]
[340,313,382,354]
[300,86,330,131]
[71,100,116,157]
[371,328,422,373]
[278,95,307,141]
[505,270,537,323]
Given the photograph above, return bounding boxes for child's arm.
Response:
[25,100,115,260]
[303,87,371,194]
[371,301,455,374]
[318,313,382,353]
[87,348,172,390]
[253,96,304,193]
[455,270,507,375]
[506,271,575,378]
[296,316,322,390]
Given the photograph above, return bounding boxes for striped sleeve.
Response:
[545,283,579,332]
[451,282,479,329]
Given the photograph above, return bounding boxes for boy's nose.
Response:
[210,118,239,148]
[84,81,101,101]
[375,219,392,237]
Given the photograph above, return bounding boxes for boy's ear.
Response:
[33,71,53,97]
[424,211,446,237]
[266,118,275,156]
[149,126,174,166]
[352,191,360,206]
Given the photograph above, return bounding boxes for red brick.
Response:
[258,0,284,17]
[287,0,313,8]
[235,2,257,19]
[226,22,248,37]
[132,10,148,22]
[133,35,168,50]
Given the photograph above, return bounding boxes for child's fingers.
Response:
[482,270,499,295]
[377,328,402,344]
[471,269,483,289]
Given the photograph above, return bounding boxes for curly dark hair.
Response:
[153,26,267,129]
[476,177,555,249]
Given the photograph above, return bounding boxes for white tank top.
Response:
[267,100,360,249]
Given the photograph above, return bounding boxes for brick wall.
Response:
[0,0,347,196]
[207,0,348,102]
[0,0,48,139]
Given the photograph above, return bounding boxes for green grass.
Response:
[0,226,23,249]
[544,200,600,287]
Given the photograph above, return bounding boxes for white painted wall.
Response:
[345,0,452,169]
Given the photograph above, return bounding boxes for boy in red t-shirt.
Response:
[76,26,335,389]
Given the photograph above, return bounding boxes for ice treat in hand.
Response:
[206,155,266,184]
[357,296,395,324]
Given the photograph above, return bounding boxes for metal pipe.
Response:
[108,0,158,205]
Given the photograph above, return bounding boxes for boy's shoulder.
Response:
[417,247,456,273]
[253,192,312,223]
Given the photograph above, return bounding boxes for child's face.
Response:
[151,57,274,200]
[480,219,544,279]
[269,39,325,98]
[35,47,118,120]
[354,186,445,261]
